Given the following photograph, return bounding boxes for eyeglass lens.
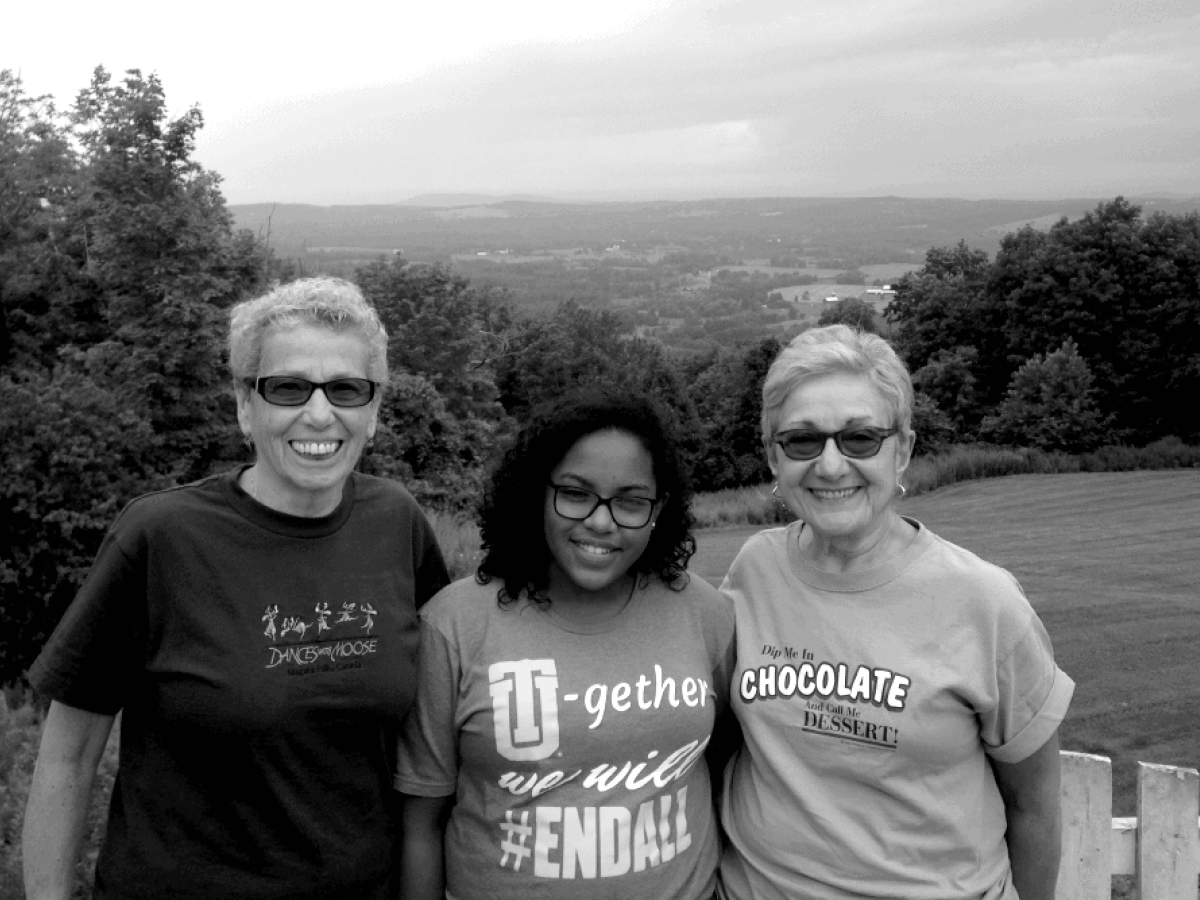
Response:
[552,485,656,528]
[254,376,376,408]
[775,427,896,461]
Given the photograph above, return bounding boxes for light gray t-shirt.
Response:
[719,518,1074,900]
[397,572,735,900]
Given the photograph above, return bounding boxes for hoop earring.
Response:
[897,483,907,497]
[771,482,781,499]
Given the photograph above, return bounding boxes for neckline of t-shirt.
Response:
[224,466,356,538]
[786,516,934,592]
[534,580,650,635]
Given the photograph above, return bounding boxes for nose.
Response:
[583,500,619,531]
[301,386,337,426]
[812,434,850,476]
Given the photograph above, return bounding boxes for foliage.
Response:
[979,339,1111,452]
[911,345,982,434]
[817,296,877,333]
[910,392,956,456]
[887,203,1200,447]
[688,338,778,492]
[0,69,264,683]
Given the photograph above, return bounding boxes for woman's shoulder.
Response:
[420,576,502,623]
[909,522,1032,616]
[350,472,423,512]
[651,571,734,628]
[109,470,232,532]
[725,522,795,572]
[917,525,1022,587]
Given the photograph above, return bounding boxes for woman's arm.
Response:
[991,729,1062,900]
[23,701,116,900]
[398,794,452,900]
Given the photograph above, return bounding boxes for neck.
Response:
[241,465,343,518]
[546,572,638,623]
[798,511,915,575]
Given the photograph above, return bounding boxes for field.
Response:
[692,470,1200,815]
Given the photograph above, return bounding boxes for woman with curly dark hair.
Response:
[396,389,735,900]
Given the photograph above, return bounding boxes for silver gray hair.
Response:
[228,277,388,385]
[761,324,913,454]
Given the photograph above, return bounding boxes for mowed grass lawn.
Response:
[693,470,1200,816]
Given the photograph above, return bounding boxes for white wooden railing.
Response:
[1058,751,1199,899]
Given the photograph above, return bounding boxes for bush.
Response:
[979,339,1111,452]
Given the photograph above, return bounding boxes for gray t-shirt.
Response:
[396,573,735,900]
[719,519,1074,900]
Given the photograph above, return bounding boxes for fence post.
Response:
[1058,751,1113,900]
[1137,761,1200,900]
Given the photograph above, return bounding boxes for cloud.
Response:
[177,0,1200,201]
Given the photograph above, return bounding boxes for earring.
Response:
[771,482,781,499]
[243,434,254,451]
[897,483,907,497]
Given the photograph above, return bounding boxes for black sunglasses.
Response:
[247,376,377,408]
[774,427,898,461]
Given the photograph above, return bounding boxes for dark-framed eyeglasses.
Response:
[549,484,661,529]
[774,427,899,461]
[246,376,378,408]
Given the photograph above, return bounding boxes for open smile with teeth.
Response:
[574,541,618,556]
[810,487,859,499]
[291,440,342,458]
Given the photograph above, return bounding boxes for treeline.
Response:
[889,204,1200,451]
[4,69,1199,684]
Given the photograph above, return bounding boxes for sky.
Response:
[5,0,1198,205]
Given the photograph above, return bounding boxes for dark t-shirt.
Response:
[29,468,450,900]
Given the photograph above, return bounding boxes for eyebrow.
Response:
[779,415,881,429]
[554,473,657,493]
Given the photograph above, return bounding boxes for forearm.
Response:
[23,757,101,900]
[1005,804,1062,900]
[23,702,114,900]
[398,794,449,900]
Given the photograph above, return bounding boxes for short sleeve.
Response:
[981,612,1075,764]
[703,585,737,716]
[411,513,451,609]
[28,524,146,715]
[394,616,460,797]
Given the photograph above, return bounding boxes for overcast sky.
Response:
[6,0,1198,204]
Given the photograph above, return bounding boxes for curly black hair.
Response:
[477,388,696,606]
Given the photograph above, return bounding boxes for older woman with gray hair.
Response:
[23,277,449,900]
[717,325,1074,900]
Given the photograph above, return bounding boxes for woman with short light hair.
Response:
[25,277,448,899]
[719,324,1074,900]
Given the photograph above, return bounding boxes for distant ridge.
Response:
[399,192,561,207]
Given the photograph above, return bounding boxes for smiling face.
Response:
[769,370,913,555]
[237,322,379,516]
[543,429,659,607]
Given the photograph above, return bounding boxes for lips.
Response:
[809,487,859,499]
[291,440,342,459]
[573,540,619,557]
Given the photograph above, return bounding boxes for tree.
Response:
[355,255,514,507]
[911,345,982,437]
[885,240,992,376]
[687,338,778,491]
[494,300,703,471]
[979,339,1110,452]
[818,296,878,333]
[988,198,1200,443]
[1,68,264,682]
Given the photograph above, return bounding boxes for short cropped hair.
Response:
[761,324,914,453]
[228,277,388,385]
[477,389,696,606]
